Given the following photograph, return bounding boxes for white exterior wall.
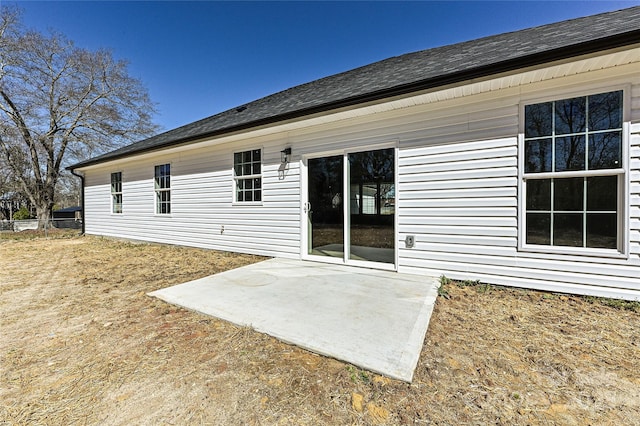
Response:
[81,52,640,300]
[395,65,640,300]
[84,140,302,258]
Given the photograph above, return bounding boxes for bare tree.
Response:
[0,7,158,227]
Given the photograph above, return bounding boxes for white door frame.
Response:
[300,141,398,271]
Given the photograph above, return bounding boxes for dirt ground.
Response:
[1,234,639,425]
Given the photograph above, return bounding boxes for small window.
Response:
[111,172,122,214]
[154,164,171,214]
[234,149,262,202]
[522,90,623,251]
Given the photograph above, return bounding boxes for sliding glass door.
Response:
[305,147,395,267]
[348,148,395,263]
[307,155,345,259]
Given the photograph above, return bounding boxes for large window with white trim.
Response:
[523,90,624,251]
[111,172,122,214]
[234,149,262,202]
[154,164,171,214]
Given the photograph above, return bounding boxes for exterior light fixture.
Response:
[281,147,291,163]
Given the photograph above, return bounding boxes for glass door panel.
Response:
[307,156,344,258]
[348,148,395,264]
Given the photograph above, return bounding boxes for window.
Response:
[154,164,171,214]
[523,90,623,251]
[111,172,122,214]
[234,149,262,202]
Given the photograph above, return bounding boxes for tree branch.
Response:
[0,87,43,184]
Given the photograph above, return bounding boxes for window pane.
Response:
[555,135,585,172]
[525,103,552,138]
[526,213,550,245]
[554,178,583,211]
[155,164,170,189]
[586,213,617,249]
[525,139,552,173]
[235,150,261,202]
[555,96,586,135]
[588,91,622,131]
[113,194,122,214]
[587,176,617,211]
[553,213,583,247]
[588,132,621,170]
[526,179,551,210]
[111,172,122,193]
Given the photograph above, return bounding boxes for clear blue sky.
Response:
[8,1,640,132]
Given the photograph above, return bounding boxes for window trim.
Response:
[232,148,263,205]
[154,163,172,215]
[517,86,630,258]
[110,171,123,215]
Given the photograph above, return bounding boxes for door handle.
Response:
[303,202,311,213]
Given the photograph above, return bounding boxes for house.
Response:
[68,7,640,301]
[52,206,82,229]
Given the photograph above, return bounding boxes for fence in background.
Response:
[0,219,82,232]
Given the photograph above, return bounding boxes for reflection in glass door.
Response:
[307,156,344,258]
[306,147,395,266]
[348,148,395,263]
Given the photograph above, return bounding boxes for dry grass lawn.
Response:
[1,233,639,425]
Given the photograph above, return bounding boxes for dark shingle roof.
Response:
[53,206,81,213]
[69,6,640,170]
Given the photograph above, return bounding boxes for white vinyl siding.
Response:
[83,143,301,258]
[81,53,640,300]
[631,123,640,256]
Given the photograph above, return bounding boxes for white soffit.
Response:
[79,47,640,171]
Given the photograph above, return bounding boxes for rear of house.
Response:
[70,7,640,301]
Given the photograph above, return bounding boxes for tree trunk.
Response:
[34,203,51,229]
[34,185,55,229]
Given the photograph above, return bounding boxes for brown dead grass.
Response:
[1,235,638,425]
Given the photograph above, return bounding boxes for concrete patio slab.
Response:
[148,258,440,382]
